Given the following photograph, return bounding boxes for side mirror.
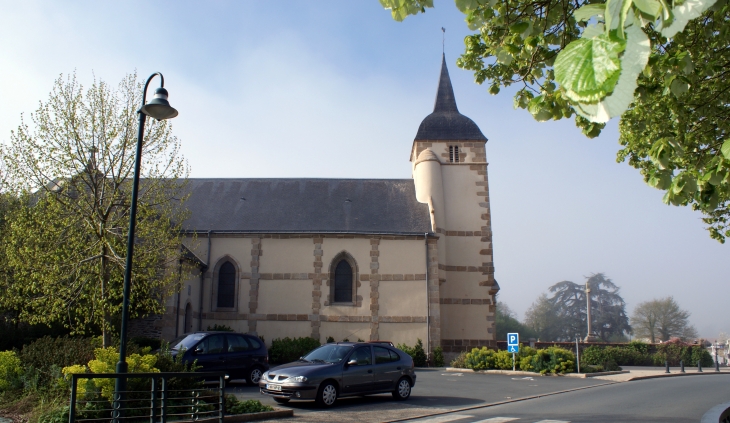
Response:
[194,347,204,355]
[347,359,358,366]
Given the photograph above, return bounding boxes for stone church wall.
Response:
[163,233,432,349]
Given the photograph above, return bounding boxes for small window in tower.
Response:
[449,145,460,163]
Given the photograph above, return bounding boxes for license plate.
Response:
[266,384,282,391]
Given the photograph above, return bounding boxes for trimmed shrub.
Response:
[206,324,233,332]
[397,339,427,367]
[62,347,159,400]
[0,350,23,391]
[269,337,321,364]
[225,395,274,414]
[582,345,645,368]
[20,336,95,388]
[130,337,162,351]
[432,346,445,367]
[530,346,575,375]
[326,336,335,343]
[652,339,713,367]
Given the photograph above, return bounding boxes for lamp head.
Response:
[140,87,178,120]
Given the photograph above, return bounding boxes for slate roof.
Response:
[414,54,487,141]
[181,178,432,234]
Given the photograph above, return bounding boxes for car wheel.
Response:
[315,381,338,408]
[392,377,411,400]
[273,397,290,404]
[246,366,264,386]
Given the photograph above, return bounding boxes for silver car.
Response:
[259,342,416,407]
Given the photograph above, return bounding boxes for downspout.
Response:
[199,230,212,331]
[425,232,430,363]
[174,252,182,338]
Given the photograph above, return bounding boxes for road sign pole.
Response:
[512,352,515,371]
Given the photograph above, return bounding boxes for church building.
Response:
[149,55,499,358]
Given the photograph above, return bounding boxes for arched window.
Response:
[334,260,353,303]
[217,261,236,308]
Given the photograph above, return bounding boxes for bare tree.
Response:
[631,297,696,343]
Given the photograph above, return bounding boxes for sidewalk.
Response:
[444,365,730,382]
[592,365,730,382]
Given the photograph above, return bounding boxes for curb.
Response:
[700,400,730,423]
[382,381,620,423]
[443,368,628,378]
[627,371,730,381]
[198,409,294,423]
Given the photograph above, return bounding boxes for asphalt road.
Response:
[228,369,611,422]
[401,373,730,423]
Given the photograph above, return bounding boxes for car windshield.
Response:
[302,344,353,363]
[169,334,206,351]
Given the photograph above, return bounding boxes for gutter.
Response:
[174,253,182,338]
[180,230,434,236]
[425,232,430,362]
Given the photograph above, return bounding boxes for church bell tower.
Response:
[412,54,499,355]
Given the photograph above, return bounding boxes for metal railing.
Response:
[68,372,226,423]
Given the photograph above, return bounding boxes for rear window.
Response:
[226,335,250,352]
[246,337,262,350]
[374,346,399,363]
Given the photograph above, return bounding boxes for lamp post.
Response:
[114,72,178,416]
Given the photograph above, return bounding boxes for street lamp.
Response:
[114,72,178,413]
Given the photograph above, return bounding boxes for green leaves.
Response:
[574,4,606,21]
[721,139,730,161]
[0,72,192,337]
[379,0,434,21]
[555,33,625,104]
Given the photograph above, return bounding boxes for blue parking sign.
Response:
[507,332,519,353]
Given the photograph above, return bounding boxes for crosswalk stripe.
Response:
[413,415,475,423]
[471,418,520,423]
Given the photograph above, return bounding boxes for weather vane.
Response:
[441,27,445,53]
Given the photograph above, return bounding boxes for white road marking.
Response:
[413,414,474,423]
[443,373,463,376]
[534,420,571,423]
[471,418,520,423]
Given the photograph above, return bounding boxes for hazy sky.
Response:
[1,1,727,339]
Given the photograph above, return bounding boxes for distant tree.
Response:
[524,273,630,341]
[0,73,191,347]
[524,294,566,342]
[494,297,536,341]
[548,273,630,341]
[631,297,697,343]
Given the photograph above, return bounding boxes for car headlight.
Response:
[262,371,269,380]
[291,376,307,382]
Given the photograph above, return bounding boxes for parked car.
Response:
[169,331,268,385]
[259,342,416,407]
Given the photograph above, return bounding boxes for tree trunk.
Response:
[101,245,111,348]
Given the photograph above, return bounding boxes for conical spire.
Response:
[413,54,487,141]
[433,53,459,113]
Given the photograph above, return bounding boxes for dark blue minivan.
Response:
[169,331,268,385]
